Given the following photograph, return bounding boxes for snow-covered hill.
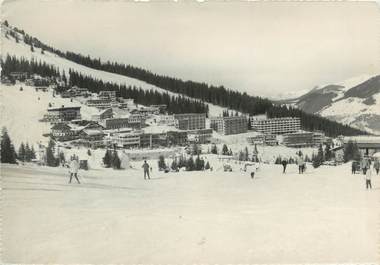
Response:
[1,24,226,117]
[278,74,380,135]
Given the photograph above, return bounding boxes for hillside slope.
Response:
[280,74,380,135]
[1,25,226,117]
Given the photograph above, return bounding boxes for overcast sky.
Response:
[2,0,379,99]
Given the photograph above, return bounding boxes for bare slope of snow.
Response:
[2,162,379,264]
[1,31,226,117]
[0,84,100,148]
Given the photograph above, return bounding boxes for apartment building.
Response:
[250,116,301,135]
[174,113,206,130]
[210,116,248,135]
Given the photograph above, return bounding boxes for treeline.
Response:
[1,55,60,78]
[3,21,368,136]
[69,71,209,115]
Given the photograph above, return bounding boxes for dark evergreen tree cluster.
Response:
[103,149,121,169]
[2,21,368,137]
[1,55,60,78]
[46,139,59,167]
[158,155,167,170]
[312,144,325,168]
[343,140,361,163]
[69,71,208,114]
[1,127,17,164]
[18,142,36,162]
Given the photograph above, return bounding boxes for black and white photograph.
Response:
[1,0,379,263]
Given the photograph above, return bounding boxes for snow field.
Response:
[1,162,379,264]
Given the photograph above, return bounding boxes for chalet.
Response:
[110,131,141,149]
[61,86,90,98]
[118,98,135,109]
[9,71,28,81]
[78,129,105,148]
[51,123,78,141]
[92,108,113,121]
[86,99,112,109]
[46,106,81,123]
[99,90,116,102]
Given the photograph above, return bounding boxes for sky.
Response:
[2,0,379,99]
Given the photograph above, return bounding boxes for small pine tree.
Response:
[30,44,34,52]
[112,151,121,169]
[171,160,178,171]
[211,144,218,154]
[205,161,210,170]
[87,149,92,156]
[343,140,361,162]
[244,146,249,161]
[30,146,36,160]
[195,155,204,170]
[222,144,229,155]
[1,127,17,164]
[186,156,195,171]
[18,142,26,162]
[275,155,282,164]
[103,150,112,168]
[4,20,9,27]
[46,139,58,167]
[158,155,166,170]
[325,144,332,161]
[41,49,45,54]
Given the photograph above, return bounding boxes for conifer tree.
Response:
[222,144,229,155]
[205,161,210,170]
[1,127,17,164]
[211,144,218,154]
[18,142,26,162]
[103,149,112,168]
[112,151,121,169]
[186,156,195,171]
[158,155,166,170]
[46,139,58,167]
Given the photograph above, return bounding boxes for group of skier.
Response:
[352,157,379,190]
[280,152,306,174]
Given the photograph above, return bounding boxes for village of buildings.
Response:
[3,71,380,168]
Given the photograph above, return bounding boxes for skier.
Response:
[69,156,80,184]
[351,161,356,174]
[365,164,373,190]
[142,160,150,180]
[296,153,304,174]
[374,159,380,175]
[281,159,288,174]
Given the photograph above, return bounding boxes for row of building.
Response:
[51,120,213,149]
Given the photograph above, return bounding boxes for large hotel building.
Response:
[174,113,206,130]
[250,116,301,135]
[210,116,248,135]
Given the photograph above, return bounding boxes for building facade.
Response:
[99,91,116,102]
[174,113,206,130]
[250,116,301,134]
[187,128,213,144]
[46,106,81,123]
[51,123,78,141]
[210,116,248,135]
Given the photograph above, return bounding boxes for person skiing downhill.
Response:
[69,156,80,184]
[142,160,150,180]
[281,159,288,174]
